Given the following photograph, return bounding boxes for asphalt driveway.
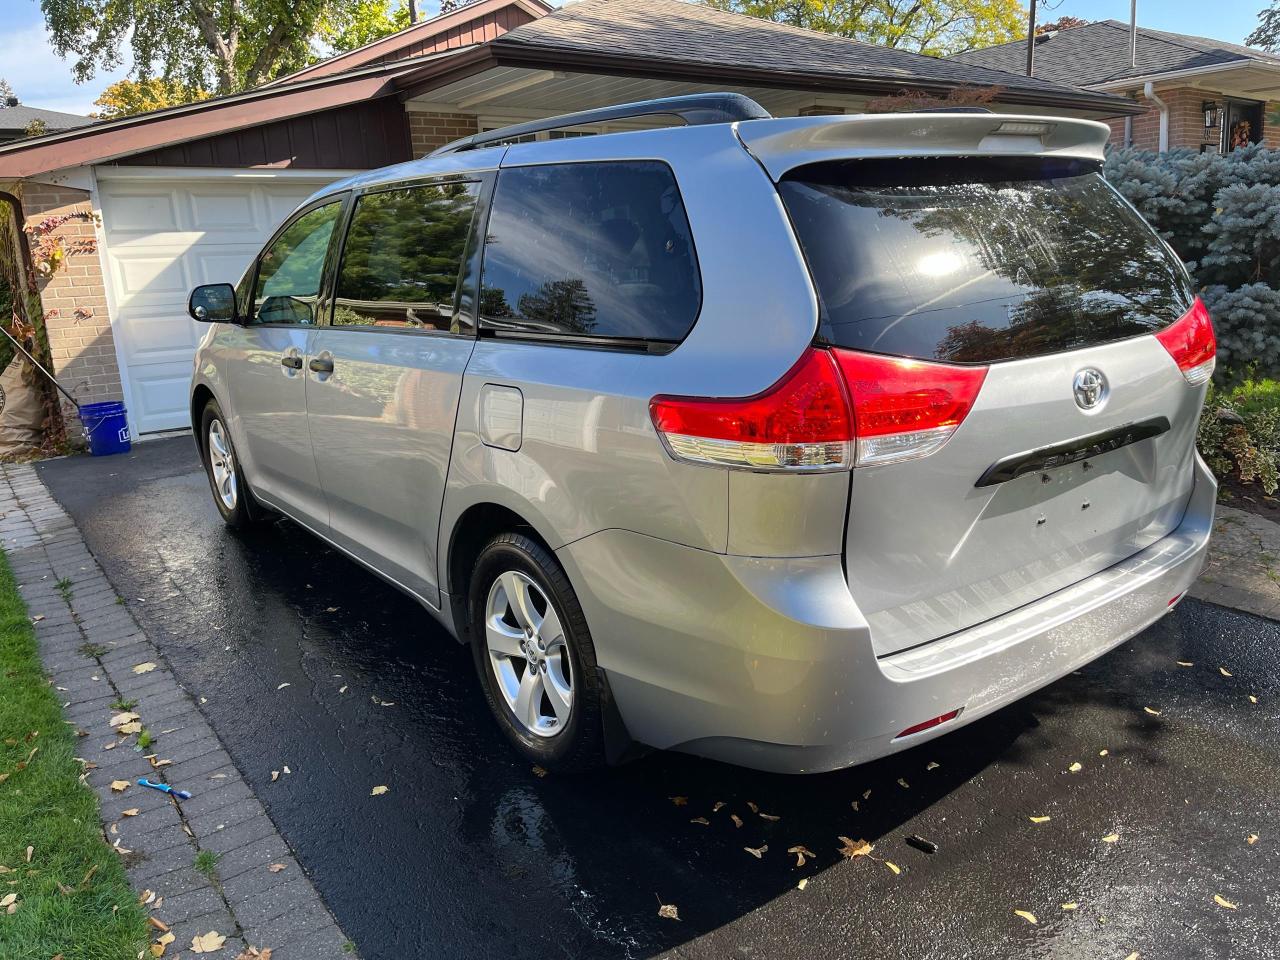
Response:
[37,438,1280,960]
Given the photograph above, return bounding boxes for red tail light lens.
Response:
[894,708,962,740]
[832,349,987,466]
[1155,298,1216,385]
[649,348,853,471]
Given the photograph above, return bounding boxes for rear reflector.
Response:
[832,350,988,467]
[894,708,962,740]
[649,348,853,471]
[1155,298,1216,386]
[650,348,988,471]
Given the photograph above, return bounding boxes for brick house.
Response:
[952,19,1280,153]
[0,0,1137,439]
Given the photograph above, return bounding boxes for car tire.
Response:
[199,400,262,530]
[469,532,607,771]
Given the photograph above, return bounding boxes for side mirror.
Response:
[188,283,238,323]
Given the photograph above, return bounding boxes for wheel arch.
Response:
[190,384,216,454]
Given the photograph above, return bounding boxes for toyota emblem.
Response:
[1073,368,1107,411]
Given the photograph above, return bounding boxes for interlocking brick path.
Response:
[0,463,352,959]
[1189,504,1280,620]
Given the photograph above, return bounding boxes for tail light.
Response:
[649,347,986,472]
[1155,298,1215,386]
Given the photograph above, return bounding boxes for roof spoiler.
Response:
[735,113,1113,181]
[430,92,771,156]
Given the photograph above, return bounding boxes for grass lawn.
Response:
[0,551,148,960]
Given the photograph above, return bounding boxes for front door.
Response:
[229,198,346,530]
[305,179,482,606]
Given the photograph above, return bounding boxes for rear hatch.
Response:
[769,144,1209,656]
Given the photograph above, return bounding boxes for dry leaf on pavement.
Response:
[1102,833,1120,843]
[1143,707,1161,716]
[268,863,287,873]
[797,878,808,890]
[730,814,743,828]
[788,845,814,867]
[118,722,142,735]
[885,861,901,875]
[1247,835,1259,845]
[1061,902,1078,910]
[1013,909,1037,924]
[1068,762,1083,773]
[712,801,725,813]
[744,844,767,859]
[191,931,227,953]
[1176,661,1193,667]
[1029,816,1051,824]
[370,785,389,796]
[132,662,157,675]
[669,796,687,806]
[657,901,679,920]
[235,948,272,960]
[271,771,279,782]
[109,712,140,727]
[837,836,873,859]
[689,817,710,825]
[121,808,139,817]
[531,766,547,778]
[147,917,170,933]
[276,683,290,690]
[1219,666,1233,677]
[110,780,130,792]
[1213,894,1237,910]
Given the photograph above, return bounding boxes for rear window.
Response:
[779,157,1195,364]
[479,161,701,345]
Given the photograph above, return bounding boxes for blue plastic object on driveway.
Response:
[137,778,191,800]
[80,401,131,456]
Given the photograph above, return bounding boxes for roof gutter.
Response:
[1090,58,1260,92]
[1144,81,1169,152]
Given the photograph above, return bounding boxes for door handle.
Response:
[309,356,334,374]
[280,355,303,370]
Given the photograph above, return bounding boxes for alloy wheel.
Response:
[207,419,238,511]
[484,570,573,738]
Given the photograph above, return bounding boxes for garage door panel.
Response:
[100,173,352,433]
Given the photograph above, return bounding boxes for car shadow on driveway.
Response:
[36,438,1280,960]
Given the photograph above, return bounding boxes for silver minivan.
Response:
[187,94,1216,773]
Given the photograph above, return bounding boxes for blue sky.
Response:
[0,0,1269,116]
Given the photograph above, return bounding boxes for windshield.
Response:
[779,157,1195,364]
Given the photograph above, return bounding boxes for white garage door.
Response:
[96,169,355,434]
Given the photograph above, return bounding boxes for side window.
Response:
[478,161,701,344]
[251,201,343,325]
[332,181,479,332]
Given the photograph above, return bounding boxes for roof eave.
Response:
[398,42,1142,116]
[1088,58,1268,91]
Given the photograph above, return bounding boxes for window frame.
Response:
[243,192,351,329]
[474,158,703,355]
[323,173,491,339]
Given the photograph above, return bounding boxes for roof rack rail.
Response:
[430,93,772,156]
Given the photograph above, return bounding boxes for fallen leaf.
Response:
[712,801,725,813]
[370,785,389,796]
[796,878,808,890]
[109,712,140,727]
[787,845,815,867]
[276,683,289,690]
[689,816,710,825]
[1123,953,1139,960]
[1213,894,1237,910]
[885,861,901,875]
[1099,749,1109,757]
[24,846,32,863]
[531,766,547,778]
[132,662,157,675]
[118,722,142,735]
[744,844,768,859]
[0,893,16,908]
[850,801,859,812]
[338,686,348,694]
[730,814,743,828]
[1176,661,1193,667]
[30,614,44,623]
[1219,666,1233,677]
[268,863,287,873]
[657,901,679,921]
[1102,833,1120,843]
[270,771,279,783]
[1061,902,1079,910]
[1068,762,1083,773]
[150,758,172,769]
[897,778,910,789]
[191,931,227,953]
[1029,816,1051,824]
[837,836,874,859]
[669,796,687,807]
[110,780,130,792]
[1249,695,1258,704]
[1014,909,1038,925]
[234,949,271,960]
[147,916,170,933]
[1143,707,1161,716]
[746,801,759,813]
[759,812,781,822]
[926,761,940,770]
[1247,834,1259,845]
[139,890,155,905]
[121,808,139,817]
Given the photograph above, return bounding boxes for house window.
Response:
[1222,98,1264,152]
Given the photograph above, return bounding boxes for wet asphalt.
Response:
[36,437,1280,960]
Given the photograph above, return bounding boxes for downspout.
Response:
[1144,81,1169,152]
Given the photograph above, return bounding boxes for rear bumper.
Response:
[559,453,1216,774]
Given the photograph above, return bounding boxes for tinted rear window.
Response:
[479,161,701,344]
[779,158,1195,364]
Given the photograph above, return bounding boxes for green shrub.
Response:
[1104,145,1280,382]
[1197,379,1280,495]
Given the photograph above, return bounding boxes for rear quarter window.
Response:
[479,160,701,346]
[779,157,1196,364]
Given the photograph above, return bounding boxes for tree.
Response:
[0,78,15,105]
[319,0,412,54]
[1246,2,1280,51]
[39,0,340,95]
[91,79,209,119]
[1036,15,1089,34]
[702,0,1024,56]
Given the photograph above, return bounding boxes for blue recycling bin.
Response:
[80,401,131,456]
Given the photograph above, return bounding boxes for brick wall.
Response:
[20,184,121,429]
[408,112,480,158]
[1105,86,1280,152]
